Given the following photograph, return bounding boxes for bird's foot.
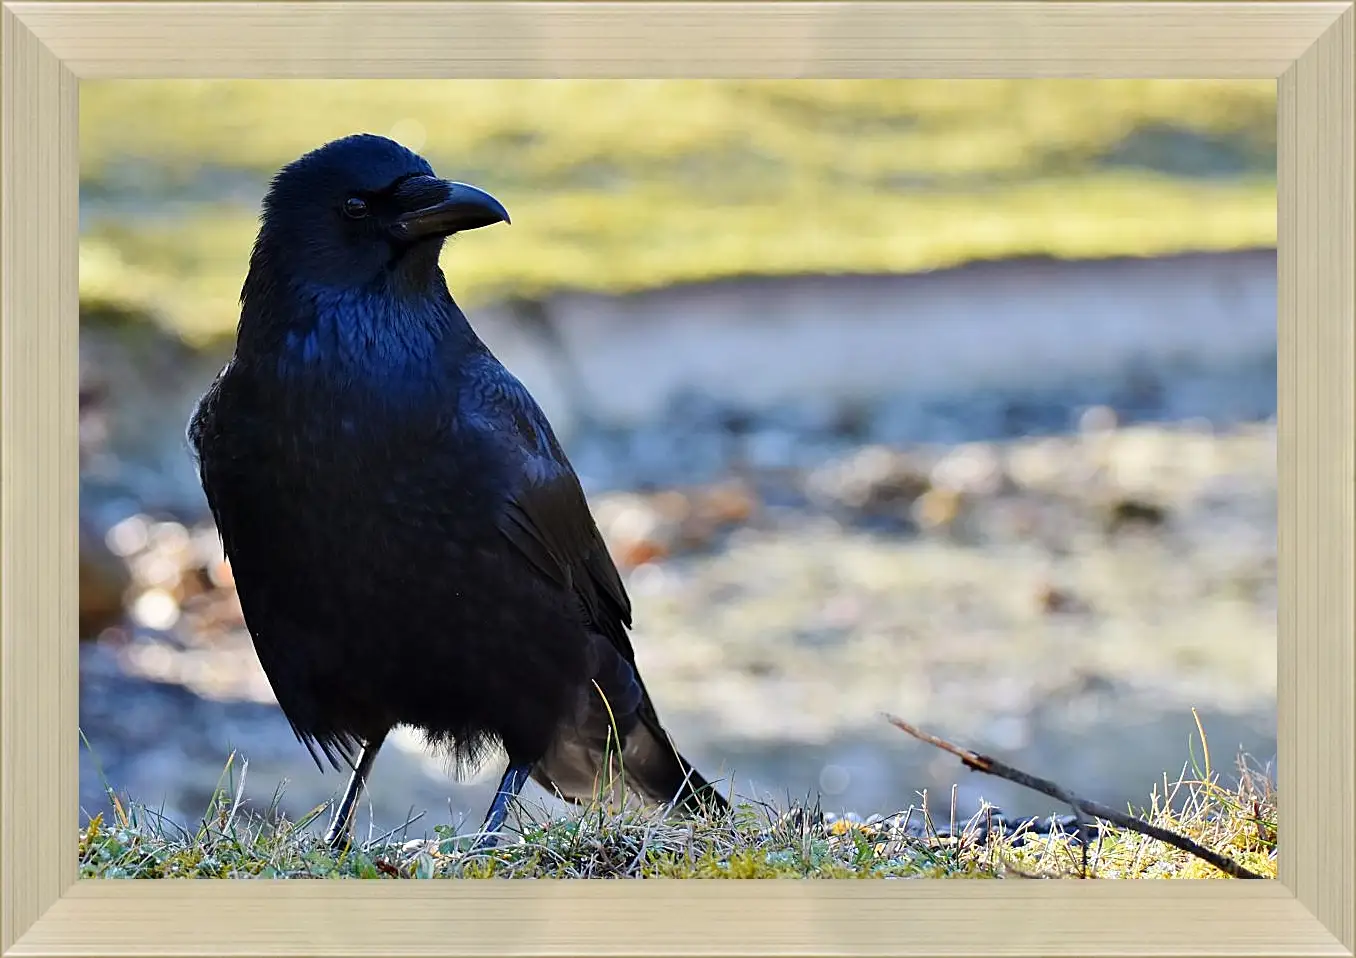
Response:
[465,829,505,854]
[432,826,507,858]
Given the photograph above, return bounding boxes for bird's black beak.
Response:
[389,177,510,242]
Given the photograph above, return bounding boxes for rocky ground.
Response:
[78,340,1277,835]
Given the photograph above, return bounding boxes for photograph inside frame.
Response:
[76,79,1277,880]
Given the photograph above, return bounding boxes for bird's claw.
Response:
[466,830,503,854]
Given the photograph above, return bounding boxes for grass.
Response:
[79,80,1277,345]
[80,747,1277,879]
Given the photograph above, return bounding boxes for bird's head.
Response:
[248,133,510,293]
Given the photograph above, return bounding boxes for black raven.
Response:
[188,133,728,847]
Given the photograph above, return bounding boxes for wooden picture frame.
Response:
[2,3,1351,956]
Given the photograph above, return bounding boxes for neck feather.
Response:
[237,268,482,382]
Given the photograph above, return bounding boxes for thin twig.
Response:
[883,713,1266,880]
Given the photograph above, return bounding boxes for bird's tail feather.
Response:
[619,717,731,816]
[532,712,729,817]
[530,633,729,816]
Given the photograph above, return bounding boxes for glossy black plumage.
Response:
[187,134,727,843]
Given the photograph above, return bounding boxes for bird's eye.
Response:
[342,197,369,220]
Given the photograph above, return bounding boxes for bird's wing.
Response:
[500,468,635,655]
[467,361,725,812]
[464,361,634,658]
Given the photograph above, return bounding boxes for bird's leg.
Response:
[471,762,533,850]
[324,732,387,849]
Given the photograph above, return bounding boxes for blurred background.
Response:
[78,80,1277,837]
